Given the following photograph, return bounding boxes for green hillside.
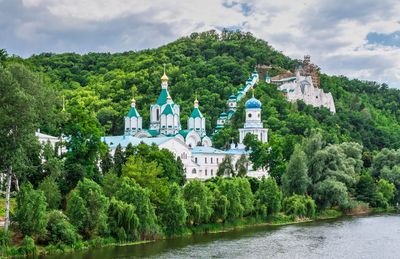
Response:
[5,30,400,153]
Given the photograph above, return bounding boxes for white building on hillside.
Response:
[102,68,269,180]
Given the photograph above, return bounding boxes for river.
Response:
[44,214,400,259]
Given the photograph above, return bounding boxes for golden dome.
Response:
[131,96,136,103]
[161,72,169,81]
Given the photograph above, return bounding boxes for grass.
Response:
[0,198,16,219]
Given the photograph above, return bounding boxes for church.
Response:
[101,67,269,180]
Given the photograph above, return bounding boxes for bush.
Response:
[14,183,48,238]
[46,210,81,245]
[283,195,316,218]
[0,229,10,247]
[18,236,36,256]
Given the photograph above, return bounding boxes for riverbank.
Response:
[1,207,396,258]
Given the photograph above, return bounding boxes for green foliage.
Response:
[39,176,62,210]
[377,179,396,206]
[66,178,109,239]
[106,177,159,239]
[283,195,316,218]
[159,183,187,235]
[313,178,350,210]
[46,210,81,245]
[282,145,310,195]
[19,236,36,256]
[108,197,139,241]
[254,177,282,217]
[183,180,213,225]
[217,155,235,177]
[0,229,10,247]
[14,183,48,238]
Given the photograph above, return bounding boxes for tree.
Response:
[282,145,310,195]
[46,210,80,245]
[66,178,109,239]
[283,195,316,218]
[159,183,187,235]
[38,176,62,210]
[377,179,396,206]
[217,155,235,177]
[235,154,249,177]
[113,144,125,176]
[254,177,282,216]
[356,173,378,206]
[217,178,243,220]
[100,149,113,174]
[0,64,55,230]
[106,177,159,239]
[14,183,48,238]
[313,178,349,210]
[183,180,213,225]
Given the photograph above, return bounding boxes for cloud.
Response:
[1,0,400,88]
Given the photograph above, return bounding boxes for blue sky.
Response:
[1,0,400,88]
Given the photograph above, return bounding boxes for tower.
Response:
[227,94,237,111]
[150,65,181,134]
[239,89,268,144]
[124,97,142,135]
[188,97,206,137]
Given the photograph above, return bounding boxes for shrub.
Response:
[46,210,81,245]
[18,236,36,256]
[283,195,316,218]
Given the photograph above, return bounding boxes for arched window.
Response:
[248,113,252,118]
[211,169,213,176]
[192,168,197,174]
[205,169,208,176]
[156,109,160,121]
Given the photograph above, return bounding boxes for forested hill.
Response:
[4,30,400,153]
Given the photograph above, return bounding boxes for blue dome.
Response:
[245,97,262,109]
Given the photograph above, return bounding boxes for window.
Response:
[156,109,159,120]
[216,158,219,163]
[211,157,213,164]
[192,168,197,174]
[248,113,252,118]
[205,169,208,176]
[195,157,198,163]
[205,157,207,164]
[211,169,213,176]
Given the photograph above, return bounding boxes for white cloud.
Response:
[1,0,400,88]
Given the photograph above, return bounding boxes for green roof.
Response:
[162,104,174,115]
[190,107,203,118]
[179,129,191,138]
[219,112,227,118]
[146,129,159,137]
[127,107,140,118]
[229,94,237,100]
[156,89,169,105]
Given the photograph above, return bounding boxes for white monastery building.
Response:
[102,68,269,180]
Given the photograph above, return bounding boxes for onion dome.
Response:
[245,97,262,109]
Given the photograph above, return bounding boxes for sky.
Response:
[1,0,400,88]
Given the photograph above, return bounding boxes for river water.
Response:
[44,214,400,259]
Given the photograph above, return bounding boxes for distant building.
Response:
[271,56,336,113]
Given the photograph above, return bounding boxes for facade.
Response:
[102,67,269,180]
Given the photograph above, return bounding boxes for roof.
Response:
[219,112,227,118]
[227,110,235,119]
[190,107,203,118]
[178,129,192,138]
[245,97,262,109]
[146,130,159,137]
[224,148,249,155]
[162,103,174,115]
[102,135,174,149]
[127,107,140,118]
[192,146,224,154]
[156,89,170,105]
[229,94,237,100]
